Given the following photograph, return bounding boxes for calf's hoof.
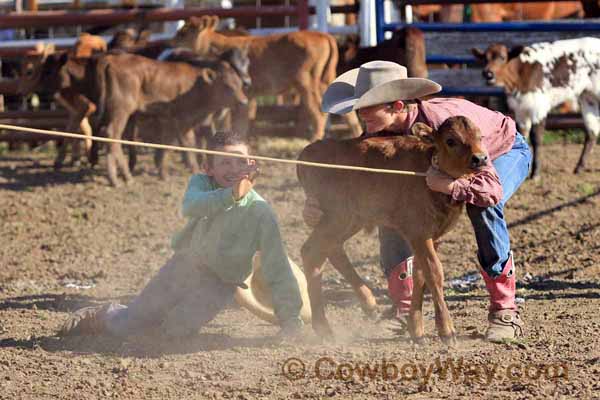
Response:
[411,336,427,346]
[441,333,458,348]
[313,322,334,340]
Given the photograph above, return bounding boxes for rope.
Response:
[0,123,428,177]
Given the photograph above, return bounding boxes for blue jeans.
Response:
[380,133,532,278]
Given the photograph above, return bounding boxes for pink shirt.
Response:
[406,98,517,207]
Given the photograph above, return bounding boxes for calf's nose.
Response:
[482,69,494,81]
[471,153,488,168]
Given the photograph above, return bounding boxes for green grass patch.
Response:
[542,129,588,145]
[576,182,596,197]
[0,143,7,156]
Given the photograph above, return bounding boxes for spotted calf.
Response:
[472,37,600,179]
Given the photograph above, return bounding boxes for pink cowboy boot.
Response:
[480,252,524,342]
[386,257,414,326]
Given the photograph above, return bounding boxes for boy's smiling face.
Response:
[204,143,255,188]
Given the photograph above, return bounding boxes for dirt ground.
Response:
[0,139,599,399]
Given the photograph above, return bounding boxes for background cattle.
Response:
[470,2,583,21]
[17,35,107,169]
[172,15,339,142]
[472,38,600,179]
[297,116,489,345]
[413,1,583,22]
[90,51,248,186]
[124,47,252,179]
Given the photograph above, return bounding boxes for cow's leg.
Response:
[180,128,200,174]
[73,95,96,165]
[76,117,93,166]
[54,92,77,170]
[300,236,332,338]
[410,238,455,346]
[123,117,138,173]
[328,245,377,317]
[343,112,363,138]
[154,149,169,180]
[295,74,326,141]
[56,91,96,168]
[575,96,600,174]
[301,220,352,338]
[101,111,133,186]
[408,256,427,344]
[529,121,545,180]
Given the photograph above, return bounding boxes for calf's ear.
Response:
[471,48,485,61]
[508,45,524,60]
[411,122,435,144]
[208,16,220,31]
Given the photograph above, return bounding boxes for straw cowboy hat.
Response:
[234,254,312,324]
[322,60,442,115]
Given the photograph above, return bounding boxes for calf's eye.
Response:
[446,138,456,147]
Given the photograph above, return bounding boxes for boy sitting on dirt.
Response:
[60,131,304,339]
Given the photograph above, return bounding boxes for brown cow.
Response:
[172,15,338,141]
[18,35,106,168]
[470,2,583,21]
[90,52,248,186]
[297,116,488,344]
[412,2,583,22]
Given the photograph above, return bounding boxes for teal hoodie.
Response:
[171,174,303,325]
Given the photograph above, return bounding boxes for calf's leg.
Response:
[301,220,353,338]
[408,257,427,343]
[575,96,599,174]
[529,121,545,180]
[101,110,133,186]
[411,238,455,345]
[328,245,377,316]
[295,74,326,141]
[180,128,200,174]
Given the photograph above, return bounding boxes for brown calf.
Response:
[18,36,106,168]
[91,52,248,186]
[297,116,488,344]
[173,15,338,141]
[470,2,583,21]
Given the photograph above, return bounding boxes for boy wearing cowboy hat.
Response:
[303,61,531,342]
[60,131,305,339]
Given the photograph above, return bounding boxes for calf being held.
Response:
[297,116,488,345]
[472,38,600,179]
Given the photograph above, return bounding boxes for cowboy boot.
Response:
[58,303,117,337]
[384,257,414,328]
[480,252,524,342]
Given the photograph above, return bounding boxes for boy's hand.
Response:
[425,167,456,195]
[303,196,323,227]
[232,161,259,201]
